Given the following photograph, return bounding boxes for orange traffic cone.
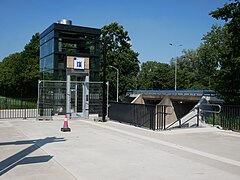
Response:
[61,115,71,132]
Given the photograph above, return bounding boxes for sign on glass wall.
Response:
[67,56,89,70]
[74,57,84,69]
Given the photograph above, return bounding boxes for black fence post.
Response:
[197,107,200,127]
[161,105,164,130]
[150,107,155,130]
[163,105,166,130]
[156,106,159,130]
[212,113,215,126]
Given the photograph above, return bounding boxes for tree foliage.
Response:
[101,22,140,101]
[0,33,40,98]
[208,0,240,103]
[137,61,173,89]
[173,49,201,89]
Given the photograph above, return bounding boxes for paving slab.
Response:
[0,118,240,180]
[0,120,77,179]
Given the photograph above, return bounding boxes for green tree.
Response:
[208,0,240,103]
[101,22,140,101]
[198,25,231,90]
[20,33,40,97]
[0,33,40,98]
[137,61,173,89]
[169,49,203,89]
[0,53,22,96]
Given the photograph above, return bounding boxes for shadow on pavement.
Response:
[0,137,65,176]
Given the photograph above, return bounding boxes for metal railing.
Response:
[109,102,156,130]
[0,98,37,119]
[127,89,217,97]
[38,80,104,116]
[220,104,240,131]
[155,105,172,130]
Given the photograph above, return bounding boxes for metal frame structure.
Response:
[37,80,106,119]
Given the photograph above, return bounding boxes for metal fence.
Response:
[109,102,200,131]
[155,105,173,130]
[38,80,103,117]
[108,102,200,131]
[0,98,37,119]
[221,104,240,131]
[109,102,240,132]
[109,102,156,130]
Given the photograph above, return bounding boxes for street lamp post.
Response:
[174,56,177,92]
[109,65,119,102]
[169,43,183,92]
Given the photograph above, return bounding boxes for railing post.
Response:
[179,118,181,128]
[24,108,26,119]
[163,105,166,130]
[151,106,155,130]
[156,105,159,130]
[213,113,215,126]
[197,107,200,127]
[161,105,164,130]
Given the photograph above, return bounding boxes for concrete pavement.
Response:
[0,118,240,180]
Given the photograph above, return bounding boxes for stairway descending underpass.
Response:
[166,96,222,130]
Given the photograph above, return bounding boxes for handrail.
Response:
[165,119,181,129]
[155,104,173,130]
[200,104,221,113]
[165,107,200,130]
[127,89,217,97]
[180,114,198,127]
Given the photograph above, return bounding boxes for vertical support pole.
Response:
[82,82,85,115]
[197,107,200,127]
[163,105,166,130]
[102,41,107,122]
[116,69,119,102]
[179,117,182,128]
[66,74,71,119]
[161,106,163,130]
[213,113,215,126]
[156,106,158,130]
[106,82,109,118]
[37,80,41,119]
[151,106,155,131]
[75,83,78,113]
[24,100,27,119]
[175,59,177,92]
[82,75,89,118]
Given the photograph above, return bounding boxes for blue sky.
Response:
[0,0,227,63]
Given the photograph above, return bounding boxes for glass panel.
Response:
[56,70,65,81]
[90,71,100,81]
[44,55,54,70]
[43,70,54,80]
[57,33,100,55]
[40,54,54,80]
[90,57,99,71]
[62,42,77,53]
[86,41,96,54]
[58,38,62,52]
[40,31,54,45]
[40,39,54,58]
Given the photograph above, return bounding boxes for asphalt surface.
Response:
[0,117,240,180]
